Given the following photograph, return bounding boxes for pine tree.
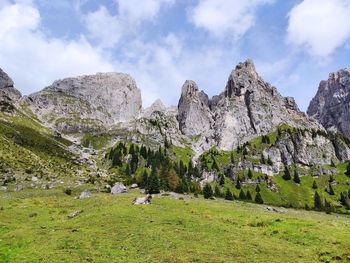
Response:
[230,152,235,164]
[246,190,253,201]
[282,167,291,180]
[248,168,253,179]
[293,170,301,184]
[203,183,213,199]
[255,192,264,204]
[328,183,335,195]
[125,164,131,177]
[255,184,261,192]
[140,169,148,188]
[330,159,336,167]
[345,162,350,177]
[219,173,225,186]
[312,180,318,189]
[235,178,241,189]
[340,192,347,206]
[324,199,332,214]
[212,157,219,171]
[314,191,323,211]
[239,189,246,200]
[214,185,221,197]
[225,188,233,201]
[260,153,266,164]
[146,173,160,194]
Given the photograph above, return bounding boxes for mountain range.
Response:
[1,59,350,212]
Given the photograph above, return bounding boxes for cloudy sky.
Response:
[0,0,350,111]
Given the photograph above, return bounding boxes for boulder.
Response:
[79,190,92,199]
[130,183,138,189]
[132,195,152,205]
[111,183,127,194]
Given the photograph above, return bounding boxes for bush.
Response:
[203,183,213,199]
[64,188,72,195]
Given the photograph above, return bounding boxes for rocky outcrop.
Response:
[176,60,321,153]
[25,73,142,133]
[212,59,320,151]
[0,68,22,112]
[263,129,349,172]
[307,69,350,139]
[177,80,213,136]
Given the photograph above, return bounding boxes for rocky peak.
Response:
[224,59,259,98]
[307,68,350,138]
[143,99,166,117]
[0,68,22,112]
[177,80,212,136]
[26,72,142,133]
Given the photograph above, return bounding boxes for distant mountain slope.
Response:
[308,68,350,139]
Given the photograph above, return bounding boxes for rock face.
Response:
[307,69,350,139]
[177,60,320,152]
[0,68,22,112]
[177,80,213,136]
[25,73,142,133]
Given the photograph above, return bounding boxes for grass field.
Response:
[0,189,349,263]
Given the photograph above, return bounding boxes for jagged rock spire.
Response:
[308,68,350,138]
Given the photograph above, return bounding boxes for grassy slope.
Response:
[0,189,349,263]
[0,111,82,183]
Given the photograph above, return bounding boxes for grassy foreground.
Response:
[0,189,349,263]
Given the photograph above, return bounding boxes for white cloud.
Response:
[0,2,114,94]
[84,6,123,48]
[83,0,175,48]
[287,0,350,58]
[117,0,174,23]
[188,0,274,39]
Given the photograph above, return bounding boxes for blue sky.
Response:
[0,0,350,111]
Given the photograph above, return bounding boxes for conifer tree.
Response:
[203,183,213,199]
[254,192,264,204]
[293,170,301,184]
[212,157,219,171]
[246,190,253,201]
[255,184,261,192]
[345,162,350,177]
[225,188,233,200]
[235,178,241,189]
[125,164,131,177]
[147,173,160,194]
[260,153,266,164]
[239,189,246,200]
[282,167,291,180]
[314,191,323,211]
[140,169,148,188]
[324,199,332,214]
[248,168,253,179]
[214,185,222,197]
[328,183,335,195]
[312,180,318,189]
[219,173,225,186]
[230,152,235,164]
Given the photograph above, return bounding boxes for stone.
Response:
[308,69,350,139]
[14,185,23,192]
[111,182,127,194]
[79,191,92,199]
[68,210,83,219]
[130,183,138,189]
[132,194,152,205]
[0,186,7,192]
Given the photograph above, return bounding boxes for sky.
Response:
[0,0,350,111]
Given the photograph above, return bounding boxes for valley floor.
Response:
[0,189,349,263]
